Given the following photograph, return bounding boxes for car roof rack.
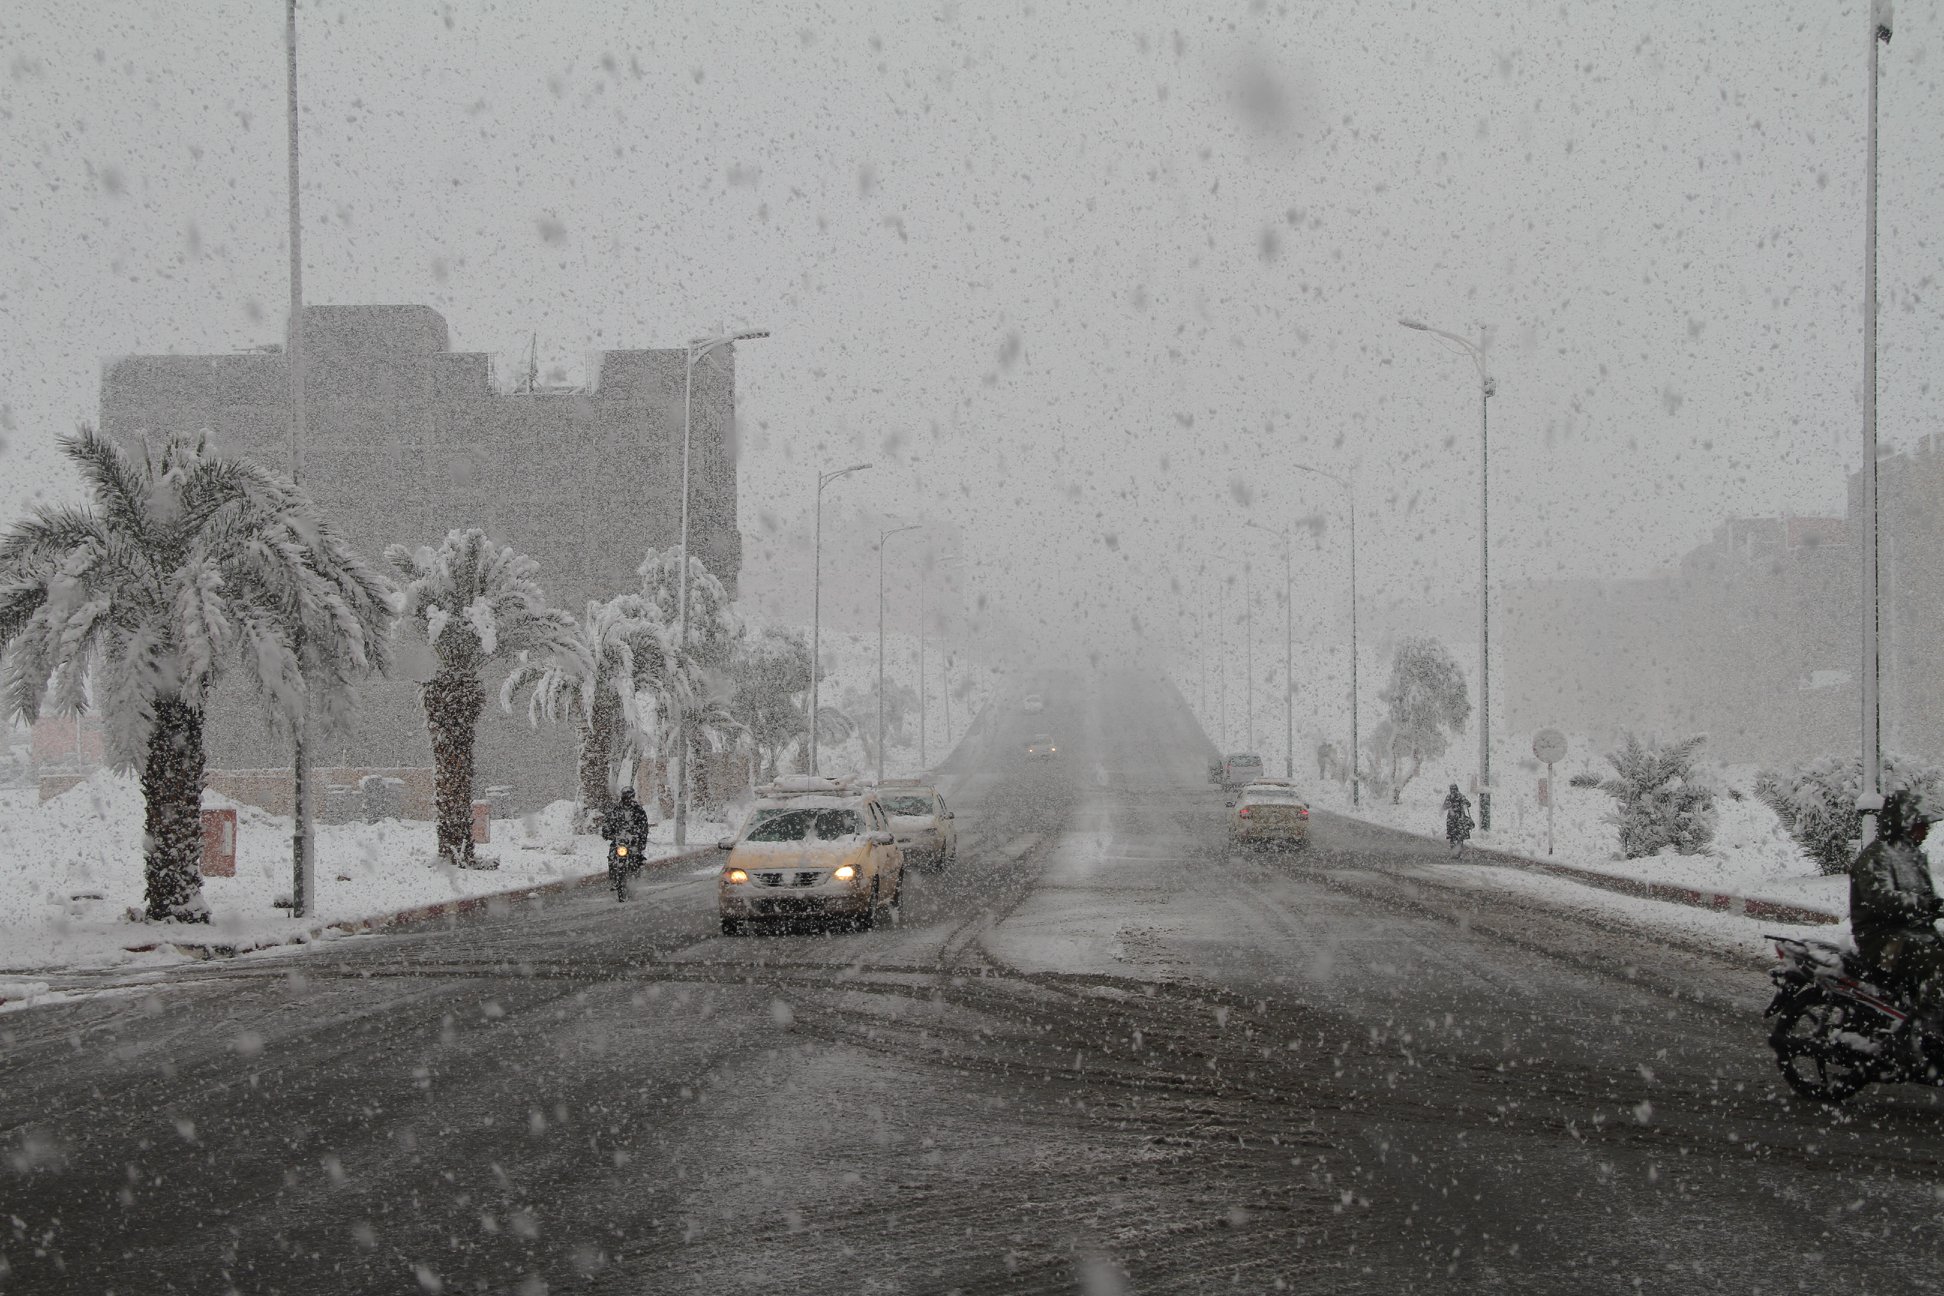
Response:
[755,775,869,798]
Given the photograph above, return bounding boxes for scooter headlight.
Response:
[615,845,629,858]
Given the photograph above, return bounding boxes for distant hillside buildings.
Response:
[1500,436,1943,767]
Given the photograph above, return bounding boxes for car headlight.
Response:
[832,863,857,881]
[725,868,748,884]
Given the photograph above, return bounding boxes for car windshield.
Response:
[881,796,934,817]
[1030,734,1052,744]
[742,808,861,842]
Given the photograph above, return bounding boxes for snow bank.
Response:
[0,771,725,974]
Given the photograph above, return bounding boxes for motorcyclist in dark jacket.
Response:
[1850,789,1943,1032]
[601,789,651,853]
[1442,784,1474,856]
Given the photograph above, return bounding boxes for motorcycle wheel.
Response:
[611,863,628,903]
[1769,989,1875,1104]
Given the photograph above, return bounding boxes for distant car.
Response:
[875,781,957,870]
[1021,693,1046,714]
[1228,780,1310,850]
[1025,733,1058,760]
[717,777,905,935]
[1218,752,1264,789]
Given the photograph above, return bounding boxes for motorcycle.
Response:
[1765,935,1944,1103]
[608,839,639,902]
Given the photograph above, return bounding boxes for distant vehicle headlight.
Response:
[725,868,748,884]
[833,864,857,881]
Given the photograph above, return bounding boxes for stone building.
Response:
[96,304,744,814]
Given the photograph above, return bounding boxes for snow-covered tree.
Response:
[1756,754,1944,875]
[1379,637,1471,804]
[636,546,738,670]
[0,427,393,920]
[727,627,814,783]
[389,529,570,867]
[1601,733,1717,858]
[500,594,677,829]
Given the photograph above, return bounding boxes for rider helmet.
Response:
[618,788,637,806]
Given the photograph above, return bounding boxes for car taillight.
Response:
[1238,807,1251,817]
[1298,808,1308,818]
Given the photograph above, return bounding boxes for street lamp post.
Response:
[925,553,965,769]
[1289,465,1360,806]
[1244,562,1255,752]
[1401,317,1496,831]
[810,463,871,776]
[671,329,767,848]
[1859,0,1893,845]
[283,0,316,918]
[1244,521,1294,779]
[876,524,921,783]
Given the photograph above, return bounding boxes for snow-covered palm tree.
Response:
[500,593,677,829]
[679,684,752,809]
[389,529,570,867]
[0,427,393,920]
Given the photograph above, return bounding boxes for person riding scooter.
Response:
[1443,783,1474,857]
[601,789,651,862]
[1850,789,1943,1043]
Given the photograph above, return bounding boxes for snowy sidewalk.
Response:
[1310,779,1845,930]
[0,773,727,984]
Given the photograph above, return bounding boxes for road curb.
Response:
[119,845,721,961]
[1327,813,1841,927]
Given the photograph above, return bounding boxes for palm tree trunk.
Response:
[578,696,618,831]
[425,666,484,867]
[141,696,208,922]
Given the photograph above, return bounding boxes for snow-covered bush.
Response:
[1600,734,1716,858]
[1754,754,1944,876]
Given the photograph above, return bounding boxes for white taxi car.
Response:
[717,778,906,935]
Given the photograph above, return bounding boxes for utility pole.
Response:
[876,523,919,783]
[809,462,870,776]
[1859,0,1893,845]
[672,330,766,847]
[284,0,315,918]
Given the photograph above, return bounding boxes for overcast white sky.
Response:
[3,0,1941,667]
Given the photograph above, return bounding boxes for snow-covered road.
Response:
[3,673,1940,1293]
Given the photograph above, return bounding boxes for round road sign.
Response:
[1532,728,1568,764]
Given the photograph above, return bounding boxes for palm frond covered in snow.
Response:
[500,594,680,813]
[0,426,393,919]
[387,528,573,673]
[0,426,393,769]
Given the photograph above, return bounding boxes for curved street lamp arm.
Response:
[1398,317,1489,385]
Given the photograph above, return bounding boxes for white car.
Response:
[1021,692,1045,713]
[875,781,958,870]
[717,777,906,934]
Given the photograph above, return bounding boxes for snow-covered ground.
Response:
[1307,770,1846,920]
[1172,662,1848,929]
[0,772,725,981]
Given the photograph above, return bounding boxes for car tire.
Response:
[720,917,743,937]
[856,880,879,932]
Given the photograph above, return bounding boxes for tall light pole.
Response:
[925,552,965,769]
[1217,576,1229,750]
[1244,522,1294,778]
[284,0,315,917]
[876,523,921,783]
[1859,0,1893,846]
[1244,562,1255,751]
[810,462,871,776]
[672,328,767,848]
[1290,464,1360,806]
[1401,317,1496,831]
